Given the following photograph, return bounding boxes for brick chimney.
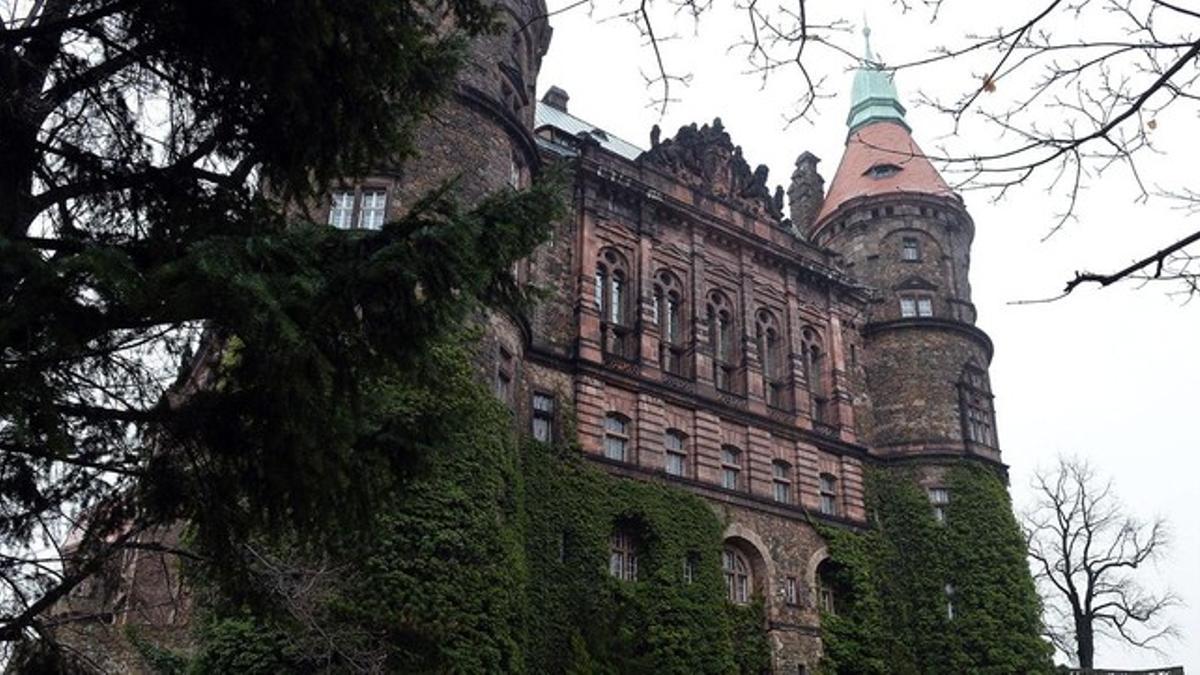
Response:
[541,85,569,112]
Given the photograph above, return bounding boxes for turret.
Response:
[815,26,1000,465]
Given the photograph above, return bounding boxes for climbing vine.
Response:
[818,463,1053,675]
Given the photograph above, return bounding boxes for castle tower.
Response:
[811,27,1001,466]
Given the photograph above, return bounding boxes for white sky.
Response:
[538,1,1199,669]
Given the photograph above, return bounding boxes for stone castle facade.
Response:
[51,5,1006,673]
[327,6,1001,671]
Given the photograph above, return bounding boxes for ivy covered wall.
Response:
[818,464,1054,675]
[184,337,770,675]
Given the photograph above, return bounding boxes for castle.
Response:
[373,4,1001,671]
[50,3,1017,672]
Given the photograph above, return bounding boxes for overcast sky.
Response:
[537,1,1199,669]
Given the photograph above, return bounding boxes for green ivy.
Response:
[818,464,1053,675]
[185,336,768,674]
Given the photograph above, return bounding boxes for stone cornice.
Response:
[862,317,995,362]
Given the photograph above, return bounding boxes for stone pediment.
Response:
[894,275,938,291]
[640,118,785,221]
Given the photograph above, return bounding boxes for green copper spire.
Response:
[846,23,909,134]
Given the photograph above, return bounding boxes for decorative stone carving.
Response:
[639,118,785,221]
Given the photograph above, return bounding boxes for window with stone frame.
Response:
[785,576,799,606]
[929,487,950,523]
[722,547,752,604]
[960,365,996,447]
[818,472,839,516]
[756,309,787,409]
[653,270,687,376]
[595,248,632,357]
[531,392,554,443]
[603,413,630,462]
[902,236,921,261]
[609,529,638,581]
[772,459,792,504]
[706,291,739,393]
[720,445,742,491]
[800,328,829,424]
[899,293,934,318]
[664,429,687,477]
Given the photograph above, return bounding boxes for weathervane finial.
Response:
[862,16,874,63]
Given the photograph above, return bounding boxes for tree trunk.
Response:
[1075,614,1095,669]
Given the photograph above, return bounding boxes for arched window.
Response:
[722,547,752,604]
[653,270,686,376]
[960,364,996,447]
[772,460,792,504]
[818,472,839,516]
[707,292,738,392]
[815,559,841,614]
[720,445,742,491]
[664,429,687,477]
[603,413,630,462]
[609,529,638,581]
[801,328,828,424]
[756,309,785,408]
[596,249,631,357]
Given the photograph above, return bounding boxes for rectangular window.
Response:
[603,415,628,462]
[329,190,355,229]
[666,451,686,477]
[495,348,513,404]
[683,555,698,584]
[900,297,917,318]
[609,532,638,581]
[917,297,934,317]
[358,189,387,229]
[819,474,839,516]
[773,480,791,504]
[772,462,791,504]
[721,467,739,490]
[786,577,799,606]
[902,237,920,261]
[929,487,950,523]
[532,393,554,443]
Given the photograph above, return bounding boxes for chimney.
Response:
[541,86,570,112]
[787,152,825,233]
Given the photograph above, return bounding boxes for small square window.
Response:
[900,297,917,318]
[917,298,933,317]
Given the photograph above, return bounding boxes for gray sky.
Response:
[538,1,1199,669]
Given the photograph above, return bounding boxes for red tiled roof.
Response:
[814,121,954,230]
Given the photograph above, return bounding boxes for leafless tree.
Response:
[547,0,1200,299]
[1023,456,1178,669]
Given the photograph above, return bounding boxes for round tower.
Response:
[812,28,1000,466]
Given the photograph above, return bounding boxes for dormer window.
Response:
[865,163,902,179]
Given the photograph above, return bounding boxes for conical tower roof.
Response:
[814,26,954,231]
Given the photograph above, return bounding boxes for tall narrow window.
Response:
[495,347,513,404]
[772,460,792,504]
[816,560,838,614]
[664,429,687,477]
[329,190,355,229]
[596,249,631,356]
[801,329,827,424]
[929,487,950,523]
[654,271,686,376]
[819,473,839,516]
[786,576,799,606]
[961,366,996,447]
[532,393,554,443]
[683,552,699,584]
[708,292,738,393]
[945,583,957,620]
[902,236,920,261]
[757,310,785,408]
[720,445,741,490]
[358,189,387,229]
[722,547,752,604]
[609,530,638,581]
[603,414,629,462]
